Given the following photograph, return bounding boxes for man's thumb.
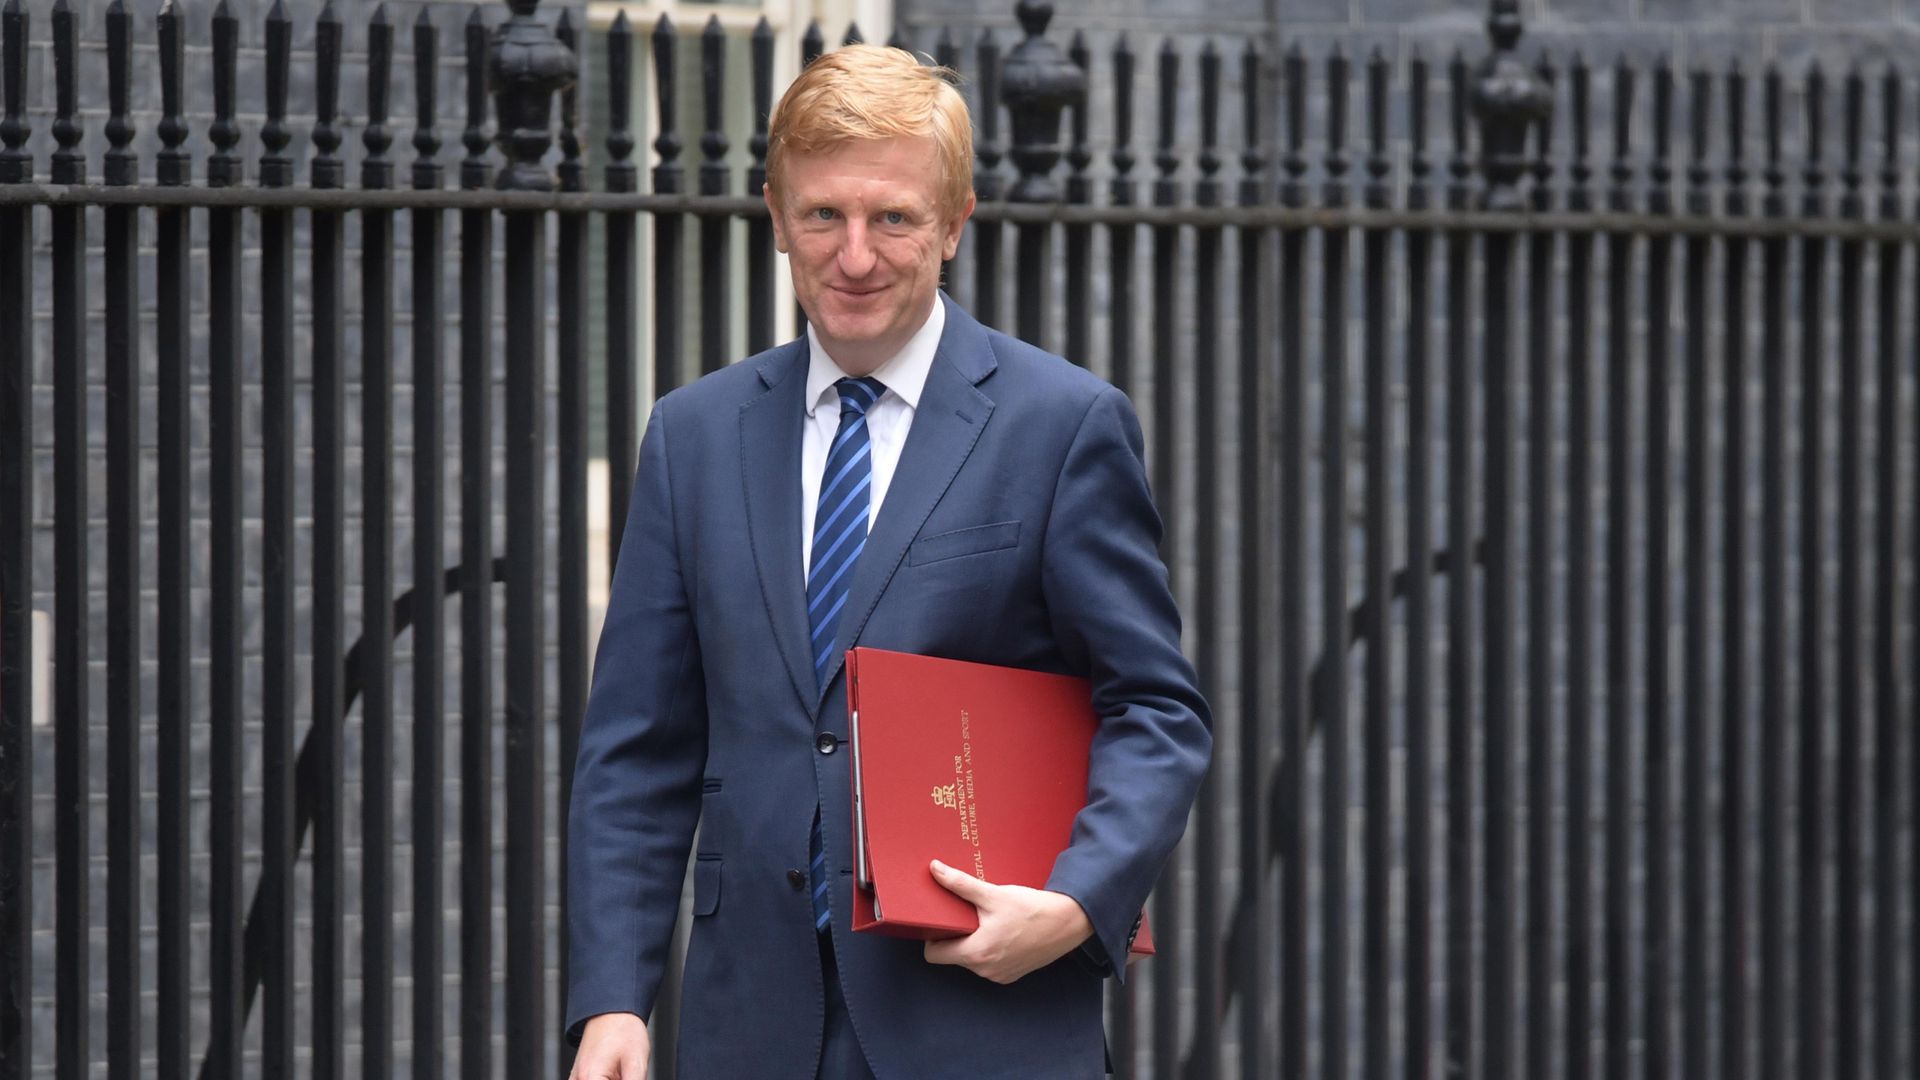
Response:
[931,859,991,903]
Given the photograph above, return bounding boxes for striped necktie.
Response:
[807,375,886,932]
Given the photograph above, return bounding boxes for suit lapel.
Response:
[739,340,819,714]
[813,297,998,702]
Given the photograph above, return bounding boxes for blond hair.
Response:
[765,44,974,221]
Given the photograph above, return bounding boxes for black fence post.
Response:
[699,15,731,375]
[0,0,30,1074]
[605,12,638,565]
[406,11,445,1077]
[206,2,244,1071]
[490,1,574,1074]
[359,12,397,1078]
[1000,0,1083,348]
[975,28,1004,329]
[257,3,296,1074]
[48,6,90,1074]
[153,6,191,1076]
[1470,11,1548,1065]
[101,3,139,1076]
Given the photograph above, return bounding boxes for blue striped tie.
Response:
[808,375,886,932]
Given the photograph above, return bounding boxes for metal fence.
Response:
[0,0,1916,1077]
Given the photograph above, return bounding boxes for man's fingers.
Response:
[924,936,965,966]
[929,859,994,906]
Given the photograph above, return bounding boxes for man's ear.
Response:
[941,192,976,261]
[763,182,790,253]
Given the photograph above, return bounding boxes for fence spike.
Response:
[412,8,440,187]
[1688,64,1711,216]
[208,0,241,186]
[1367,47,1390,208]
[1448,49,1471,207]
[1242,40,1264,205]
[1410,49,1431,204]
[314,1,344,188]
[1610,55,1635,211]
[0,0,27,184]
[653,15,682,195]
[700,14,729,196]
[1111,33,1135,206]
[362,3,393,189]
[1763,64,1785,217]
[155,0,187,185]
[976,29,1003,200]
[460,7,491,188]
[606,12,634,193]
[843,21,863,47]
[1066,31,1090,205]
[1804,62,1826,214]
[1725,61,1747,216]
[749,16,772,192]
[1649,57,1672,214]
[1154,37,1178,207]
[935,25,957,72]
[555,11,582,191]
[257,0,292,185]
[1841,63,1864,217]
[802,19,823,68]
[1881,65,1900,219]
[50,0,81,185]
[1325,45,1349,205]
[1284,44,1307,206]
[104,0,134,185]
[1199,39,1222,203]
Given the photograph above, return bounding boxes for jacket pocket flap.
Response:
[693,855,721,916]
[908,520,1021,566]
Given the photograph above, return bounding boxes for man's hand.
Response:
[570,1012,651,1080]
[922,859,1095,984]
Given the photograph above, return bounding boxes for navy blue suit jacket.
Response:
[566,295,1211,1078]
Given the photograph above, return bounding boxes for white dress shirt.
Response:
[800,299,945,578]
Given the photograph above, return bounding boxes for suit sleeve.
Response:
[565,403,710,1042]
[1039,385,1212,982]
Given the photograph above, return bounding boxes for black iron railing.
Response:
[0,0,1916,1078]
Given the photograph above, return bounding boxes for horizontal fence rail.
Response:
[0,0,1915,1078]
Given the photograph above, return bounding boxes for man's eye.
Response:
[813,207,836,221]
[883,211,906,225]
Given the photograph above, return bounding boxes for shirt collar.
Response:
[804,296,945,418]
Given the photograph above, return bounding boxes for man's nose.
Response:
[837,222,876,278]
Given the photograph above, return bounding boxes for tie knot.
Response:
[836,376,887,416]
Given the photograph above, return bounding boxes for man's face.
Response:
[766,135,973,375]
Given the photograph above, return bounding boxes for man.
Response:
[566,44,1210,1080]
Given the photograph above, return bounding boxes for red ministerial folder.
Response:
[845,647,1154,958]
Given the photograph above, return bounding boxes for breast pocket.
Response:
[908,520,1022,567]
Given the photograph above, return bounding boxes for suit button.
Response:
[816,732,838,754]
[787,869,806,890]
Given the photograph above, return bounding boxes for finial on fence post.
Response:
[0,0,27,183]
[105,0,135,185]
[49,0,81,185]
[490,0,577,191]
[998,2,1082,203]
[208,0,241,186]
[1472,0,1551,210]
